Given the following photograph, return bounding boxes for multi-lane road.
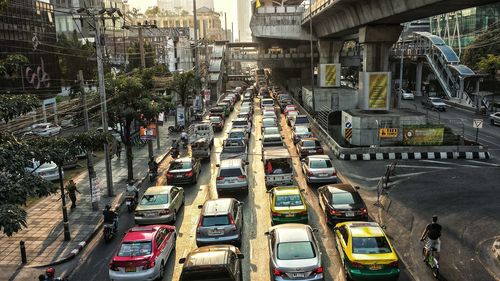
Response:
[60,94,415,281]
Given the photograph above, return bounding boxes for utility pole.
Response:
[79,70,98,211]
[95,15,114,197]
[309,3,316,113]
[193,0,199,73]
[231,22,234,42]
[224,12,228,41]
[139,27,145,68]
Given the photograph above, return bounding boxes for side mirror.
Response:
[354,186,360,190]
[300,189,306,192]
[178,257,186,264]
[197,204,203,209]
[237,253,244,259]
[312,228,319,233]
[264,231,270,236]
[266,189,272,194]
[215,164,220,167]
[245,161,249,165]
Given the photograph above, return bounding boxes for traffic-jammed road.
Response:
[63,92,414,281]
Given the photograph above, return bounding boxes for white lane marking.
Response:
[421,159,462,165]
[396,164,451,170]
[465,160,500,167]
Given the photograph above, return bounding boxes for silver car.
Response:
[135,185,185,225]
[216,159,249,194]
[301,155,337,184]
[265,224,324,281]
[196,198,243,247]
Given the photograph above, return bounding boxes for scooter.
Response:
[124,195,137,213]
[181,138,188,149]
[103,218,118,242]
[171,147,179,158]
[168,124,184,133]
[149,168,158,183]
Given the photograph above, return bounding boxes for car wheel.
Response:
[157,261,165,280]
[172,209,177,223]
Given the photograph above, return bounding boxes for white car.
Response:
[490,112,500,125]
[400,89,414,100]
[25,160,61,181]
[32,123,62,137]
[60,115,75,127]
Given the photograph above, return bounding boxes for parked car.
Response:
[228,128,249,144]
[296,138,324,159]
[32,123,61,137]
[290,115,310,128]
[220,139,248,162]
[166,157,201,184]
[490,112,500,125]
[232,118,251,134]
[268,186,308,225]
[422,97,447,111]
[209,116,224,132]
[334,222,400,281]
[25,160,61,181]
[292,126,313,144]
[265,224,324,281]
[318,184,368,225]
[301,155,337,184]
[261,117,279,133]
[178,245,244,281]
[399,89,414,100]
[215,159,249,194]
[134,185,185,225]
[108,225,176,281]
[196,198,244,247]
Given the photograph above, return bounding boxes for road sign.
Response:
[345,128,353,141]
[345,122,352,129]
[473,119,483,129]
[379,128,398,138]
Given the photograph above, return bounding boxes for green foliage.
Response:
[476,54,500,77]
[167,71,202,107]
[145,6,160,17]
[462,27,500,71]
[127,42,155,70]
[0,94,40,123]
[0,54,29,76]
[57,31,96,83]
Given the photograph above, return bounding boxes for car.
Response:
[262,117,279,133]
[60,114,75,127]
[334,222,400,281]
[237,112,251,122]
[243,92,252,99]
[490,112,500,125]
[261,98,275,108]
[265,224,324,281]
[178,245,244,281]
[223,98,235,111]
[166,157,201,184]
[286,111,298,126]
[296,138,324,159]
[263,110,278,120]
[32,123,61,137]
[290,115,310,128]
[209,115,224,132]
[217,102,231,116]
[399,89,414,100]
[220,139,248,161]
[228,128,249,144]
[134,185,185,225]
[263,126,280,137]
[301,155,337,184]
[25,160,61,181]
[241,101,253,109]
[232,117,251,134]
[108,225,176,281]
[284,105,297,115]
[292,126,313,144]
[195,198,244,247]
[240,106,253,116]
[318,184,368,225]
[422,97,447,111]
[216,159,249,194]
[261,133,284,149]
[209,107,225,120]
[268,186,308,225]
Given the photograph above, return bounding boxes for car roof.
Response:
[301,137,319,141]
[123,225,174,242]
[229,128,246,132]
[233,118,247,122]
[272,224,312,243]
[263,147,290,159]
[184,245,238,267]
[323,183,357,194]
[308,155,330,160]
[342,222,385,237]
[274,186,301,195]
[174,157,192,163]
[202,198,234,215]
[144,185,174,195]
[220,158,244,167]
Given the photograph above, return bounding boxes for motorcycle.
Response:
[149,168,158,183]
[124,195,137,213]
[181,138,188,149]
[168,124,184,133]
[103,219,117,242]
[171,147,179,158]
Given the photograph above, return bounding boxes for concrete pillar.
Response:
[459,77,464,101]
[301,68,311,85]
[318,39,343,64]
[359,25,403,72]
[415,61,423,96]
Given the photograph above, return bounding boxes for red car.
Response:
[109,225,176,281]
[209,115,225,132]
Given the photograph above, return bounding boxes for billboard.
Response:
[319,64,341,87]
[140,123,158,140]
[403,126,444,145]
[359,72,391,110]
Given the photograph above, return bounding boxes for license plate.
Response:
[369,264,382,270]
[319,173,329,177]
[145,212,156,217]
[292,273,305,278]
[176,175,183,178]
[126,201,131,206]
[208,229,223,236]
[346,211,355,217]
[308,149,316,153]
[285,213,294,217]
[125,267,136,272]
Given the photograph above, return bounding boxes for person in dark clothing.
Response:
[420,215,442,261]
[66,180,80,209]
[103,204,118,230]
[148,157,159,174]
[38,274,46,281]
[116,141,122,158]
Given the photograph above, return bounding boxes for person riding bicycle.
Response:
[148,157,159,174]
[420,215,442,261]
[103,204,118,231]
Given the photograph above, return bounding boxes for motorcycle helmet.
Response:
[46,267,55,277]
[432,215,438,222]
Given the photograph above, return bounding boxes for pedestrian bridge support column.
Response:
[318,39,344,64]
[415,60,423,96]
[359,25,403,72]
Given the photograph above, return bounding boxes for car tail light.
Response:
[314,266,323,274]
[238,175,246,179]
[166,172,174,178]
[216,176,225,180]
[389,261,399,268]
[307,171,314,176]
[298,210,308,216]
[329,209,341,216]
[228,214,235,225]
[144,259,156,269]
[332,171,337,176]
[135,211,144,217]
[273,269,285,276]
[109,262,119,271]
[361,207,368,215]
[351,262,364,268]
[159,209,170,215]
[317,148,324,153]
[271,211,280,217]
[185,170,193,177]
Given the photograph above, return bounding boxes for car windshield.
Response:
[262,100,273,105]
[295,127,310,134]
[352,236,392,254]
[170,161,192,170]
[295,117,309,124]
[309,159,332,168]
[181,268,233,281]
[202,215,230,226]
[277,241,316,260]
[264,127,279,134]
[118,241,152,257]
[233,120,248,126]
[263,119,276,126]
[140,194,169,205]
[275,194,303,207]
[430,98,443,102]
[331,192,360,205]
[219,168,242,177]
[302,140,320,148]
[210,117,221,122]
[229,131,245,139]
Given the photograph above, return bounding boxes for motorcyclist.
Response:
[148,157,159,174]
[420,215,442,261]
[43,267,56,281]
[180,130,188,144]
[125,180,139,202]
[103,204,118,231]
[172,139,179,150]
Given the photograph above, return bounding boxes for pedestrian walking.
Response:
[66,180,80,209]
[116,141,122,158]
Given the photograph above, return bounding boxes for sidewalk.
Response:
[0,119,176,281]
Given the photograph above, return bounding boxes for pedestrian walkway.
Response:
[0,120,176,281]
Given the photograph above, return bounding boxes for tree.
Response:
[476,54,500,77]
[57,31,96,84]
[0,54,29,94]
[127,42,155,70]
[462,27,500,70]
[166,71,201,126]
[145,6,160,17]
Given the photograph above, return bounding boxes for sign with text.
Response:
[319,64,341,87]
[140,123,158,140]
[403,126,444,145]
[379,128,398,138]
[359,72,391,110]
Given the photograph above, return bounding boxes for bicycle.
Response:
[422,239,440,278]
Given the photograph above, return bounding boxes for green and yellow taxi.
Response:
[217,102,230,117]
[334,221,400,281]
[268,186,308,225]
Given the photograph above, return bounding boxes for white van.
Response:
[189,122,214,146]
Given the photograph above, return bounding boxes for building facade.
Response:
[0,0,61,96]
[157,0,214,14]
[237,0,252,42]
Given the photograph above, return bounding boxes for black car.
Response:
[296,138,323,159]
[166,157,201,184]
[318,184,368,225]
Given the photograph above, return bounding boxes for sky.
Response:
[126,0,238,38]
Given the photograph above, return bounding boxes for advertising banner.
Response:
[359,72,391,110]
[177,106,186,126]
[379,128,398,138]
[403,126,444,145]
[319,64,341,87]
[140,123,158,140]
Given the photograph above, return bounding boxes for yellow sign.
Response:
[345,128,353,141]
[255,0,261,8]
[403,127,444,145]
[379,128,398,138]
[325,64,337,87]
[368,73,388,109]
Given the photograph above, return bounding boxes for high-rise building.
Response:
[157,0,214,14]
[237,0,252,42]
